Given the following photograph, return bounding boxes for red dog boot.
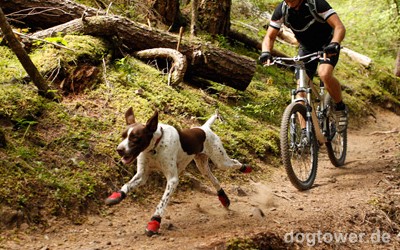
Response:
[145,216,161,237]
[217,188,230,208]
[105,191,126,206]
[239,164,252,173]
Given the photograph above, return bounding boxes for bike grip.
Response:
[262,59,271,67]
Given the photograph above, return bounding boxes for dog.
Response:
[105,107,252,236]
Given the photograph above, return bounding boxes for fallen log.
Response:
[31,15,256,91]
[0,0,104,30]
[135,48,187,86]
[341,47,372,68]
[277,26,299,46]
[2,0,255,90]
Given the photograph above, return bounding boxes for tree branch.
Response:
[0,7,59,100]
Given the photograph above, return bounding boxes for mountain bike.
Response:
[268,51,347,190]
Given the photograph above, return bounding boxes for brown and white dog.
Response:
[105,107,251,236]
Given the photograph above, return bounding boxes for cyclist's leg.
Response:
[318,53,348,132]
[318,54,342,103]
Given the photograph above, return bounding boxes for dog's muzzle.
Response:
[116,144,138,165]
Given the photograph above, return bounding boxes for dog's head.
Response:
[116,107,158,164]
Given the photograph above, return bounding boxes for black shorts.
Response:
[296,45,340,80]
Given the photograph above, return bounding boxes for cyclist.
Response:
[259,0,348,132]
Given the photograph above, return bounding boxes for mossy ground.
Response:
[0,0,399,229]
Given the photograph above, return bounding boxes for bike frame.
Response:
[295,61,327,145]
[271,52,329,145]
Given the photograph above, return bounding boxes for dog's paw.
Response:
[105,191,126,206]
[239,164,252,174]
[217,188,230,208]
[145,216,161,237]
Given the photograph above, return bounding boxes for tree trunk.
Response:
[395,49,400,77]
[32,16,255,91]
[145,0,186,32]
[198,0,231,36]
[0,7,57,100]
[190,0,199,38]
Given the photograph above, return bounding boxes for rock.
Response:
[251,207,265,219]
[236,186,247,196]
[0,206,24,229]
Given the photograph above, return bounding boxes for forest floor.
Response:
[1,107,400,250]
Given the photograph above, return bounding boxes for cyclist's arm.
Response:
[262,26,279,52]
[326,13,346,44]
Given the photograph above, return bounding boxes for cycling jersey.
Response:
[269,0,336,50]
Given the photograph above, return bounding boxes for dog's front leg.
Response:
[145,172,179,237]
[121,169,149,193]
[105,163,149,206]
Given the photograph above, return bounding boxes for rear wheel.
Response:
[324,94,347,167]
[280,102,319,190]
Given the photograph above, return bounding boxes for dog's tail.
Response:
[203,110,223,128]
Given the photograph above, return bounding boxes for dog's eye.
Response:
[129,134,141,143]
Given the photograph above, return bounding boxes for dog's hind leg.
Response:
[206,133,252,174]
[146,172,179,237]
[194,154,230,208]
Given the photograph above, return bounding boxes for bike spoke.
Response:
[289,143,314,182]
[331,133,344,157]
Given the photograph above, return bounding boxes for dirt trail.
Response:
[1,107,400,250]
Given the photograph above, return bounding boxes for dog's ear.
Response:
[125,107,136,125]
[146,110,158,133]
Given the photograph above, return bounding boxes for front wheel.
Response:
[324,94,347,167]
[280,102,319,190]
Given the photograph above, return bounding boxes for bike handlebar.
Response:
[267,51,327,67]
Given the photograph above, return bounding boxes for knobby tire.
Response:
[280,102,318,190]
[324,94,348,167]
